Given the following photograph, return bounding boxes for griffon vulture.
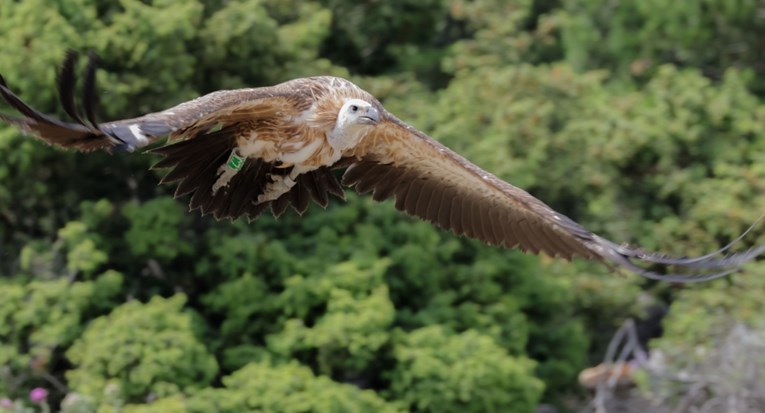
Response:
[1,52,763,282]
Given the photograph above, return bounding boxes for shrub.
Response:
[66,295,218,403]
[389,326,544,413]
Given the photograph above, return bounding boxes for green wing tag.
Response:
[227,151,245,171]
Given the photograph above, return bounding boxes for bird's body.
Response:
[1,52,763,282]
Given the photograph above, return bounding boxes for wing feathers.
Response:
[230,162,265,218]
[450,194,466,236]
[419,182,439,225]
[148,125,345,221]
[57,50,85,124]
[515,219,539,254]
[323,168,346,201]
[290,175,311,215]
[344,115,765,281]
[465,198,479,239]
[403,178,424,216]
[303,170,330,208]
[534,221,564,257]
[1,53,124,152]
[0,80,106,149]
[4,53,346,220]
[501,212,522,249]
[393,178,412,212]
[342,162,371,190]
[225,162,258,218]
[436,188,455,231]
[82,51,100,129]
[372,169,404,202]
[187,150,230,213]
[490,210,506,245]
[0,51,308,152]
[355,163,389,194]
[246,200,271,222]
[479,205,498,246]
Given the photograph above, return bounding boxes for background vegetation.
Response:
[1,0,764,412]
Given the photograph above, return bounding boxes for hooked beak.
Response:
[358,106,380,124]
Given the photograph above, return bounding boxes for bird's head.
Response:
[338,98,380,126]
[329,98,381,149]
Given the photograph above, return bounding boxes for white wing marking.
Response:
[128,124,149,144]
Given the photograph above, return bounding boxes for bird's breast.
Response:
[279,137,326,165]
[236,124,337,168]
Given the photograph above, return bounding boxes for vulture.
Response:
[1,52,763,282]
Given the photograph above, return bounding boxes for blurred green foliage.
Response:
[389,326,543,413]
[1,0,764,412]
[66,295,218,404]
[559,0,765,90]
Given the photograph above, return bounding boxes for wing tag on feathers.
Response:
[1,51,764,283]
[212,148,246,194]
[227,151,245,171]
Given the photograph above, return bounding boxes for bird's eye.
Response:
[350,105,359,112]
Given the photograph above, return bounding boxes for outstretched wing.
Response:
[0,51,311,152]
[0,52,344,219]
[343,114,765,281]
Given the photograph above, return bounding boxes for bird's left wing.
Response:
[0,52,345,220]
[342,113,765,281]
[0,51,308,152]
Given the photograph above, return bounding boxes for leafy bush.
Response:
[185,362,401,413]
[0,272,123,397]
[122,197,193,263]
[66,295,218,403]
[389,326,544,413]
[558,0,765,90]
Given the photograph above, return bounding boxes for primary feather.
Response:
[1,52,763,282]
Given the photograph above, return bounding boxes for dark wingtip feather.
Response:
[594,215,765,282]
[83,51,100,129]
[57,50,83,124]
[0,80,50,122]
[622,211,765,269]
[0,51,123,152]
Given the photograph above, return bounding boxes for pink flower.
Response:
[29,387,48,403]
[0,398,12,409]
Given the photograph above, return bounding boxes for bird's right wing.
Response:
[343,112,765,282]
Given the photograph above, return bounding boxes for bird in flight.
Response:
[1,52,762,282]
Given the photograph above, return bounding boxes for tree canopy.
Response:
[1,0,764,412]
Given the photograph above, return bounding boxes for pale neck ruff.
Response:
[327,126,368,152]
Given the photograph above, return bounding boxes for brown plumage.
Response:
[1,52,764,282]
